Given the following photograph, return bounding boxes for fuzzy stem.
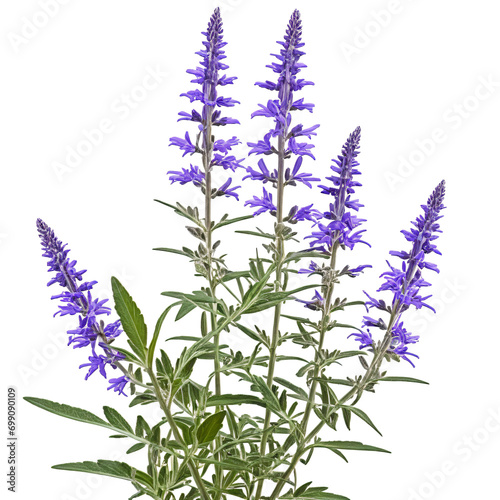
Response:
[254,133,286,500]
[146,368,211,500]
[300,241,339,433]
[202,107,225,499]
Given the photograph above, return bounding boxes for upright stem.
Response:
[146,368,211,500]
[254,134,286,500]
[300,241,339,433]
[268,387,358,500]
[202,111,225,499]
[268,301,401,500]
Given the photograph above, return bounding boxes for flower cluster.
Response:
[244,9,320,221]
[350,181,446,366]
[168,8,243,200]
[298,127,370,310]
[306,126,368,253]
[36,219,128,395]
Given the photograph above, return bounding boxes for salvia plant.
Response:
[26,8,447,500]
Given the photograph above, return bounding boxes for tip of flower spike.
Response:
[427,180,446,211]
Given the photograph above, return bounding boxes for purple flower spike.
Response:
[351,181,446,366]
[308,127,367,254]
[36,219,128,395]
[169,8,243,189]
[245,10,320,219]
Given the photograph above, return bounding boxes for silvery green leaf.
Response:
[112,277,147,361]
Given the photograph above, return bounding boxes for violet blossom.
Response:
[350,180,446,366]
[244,9,320,218]
[36,219,128,395]
[168,8,242,200]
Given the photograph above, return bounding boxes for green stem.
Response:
[146,368,211,500]
[254,134,286,500]
[202,108,225,499]
[300,242,339,433]
[269,306,403,500]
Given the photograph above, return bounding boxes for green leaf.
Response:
[175,302,196,321]
[103,407,133,434]
[241,265,275,309]
[126,443,146,454]
[341,407,351,431]
[147,301,181,368]
[235,229,275,239]
[341,406,382,436]
[213,214,254,230]
[106,345,143,365]
[24,397,108,428]
[221,270,251,282]
[274,377,308,400]
[308,440,390,454]
[207,394,266,408]
[281,485,350,500]
[196,456,251,472]
[153,247,193,258]
[376,376,429,385]
[196,411,226,444]
[283,250,331,264]
[52,460,153,488]
[154,199,204,227]
[24,397,172,456]
[112,277,147,360]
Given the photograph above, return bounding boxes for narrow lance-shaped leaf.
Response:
[52,460,154,489]
[111,277,147,360]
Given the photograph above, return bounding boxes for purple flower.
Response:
[378,181,446,314]
[389,321,420,367]
[298,260,321,275]
[36,219,128,395]
[215,178,241,200]
[287,204,321,224]
[169,8,243,188]
[351,181,446,366]
[169,132,197,157]
[297,290,325,311]
[307,127,368,253]
[244,188,277,216]
[245,10,320,221]
[285,157,320,188]
[348,330,373,350]
[108,376,129,396]
[167,165,205,186]
[345,264,372,278]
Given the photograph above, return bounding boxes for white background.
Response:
[1,1,499,499]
